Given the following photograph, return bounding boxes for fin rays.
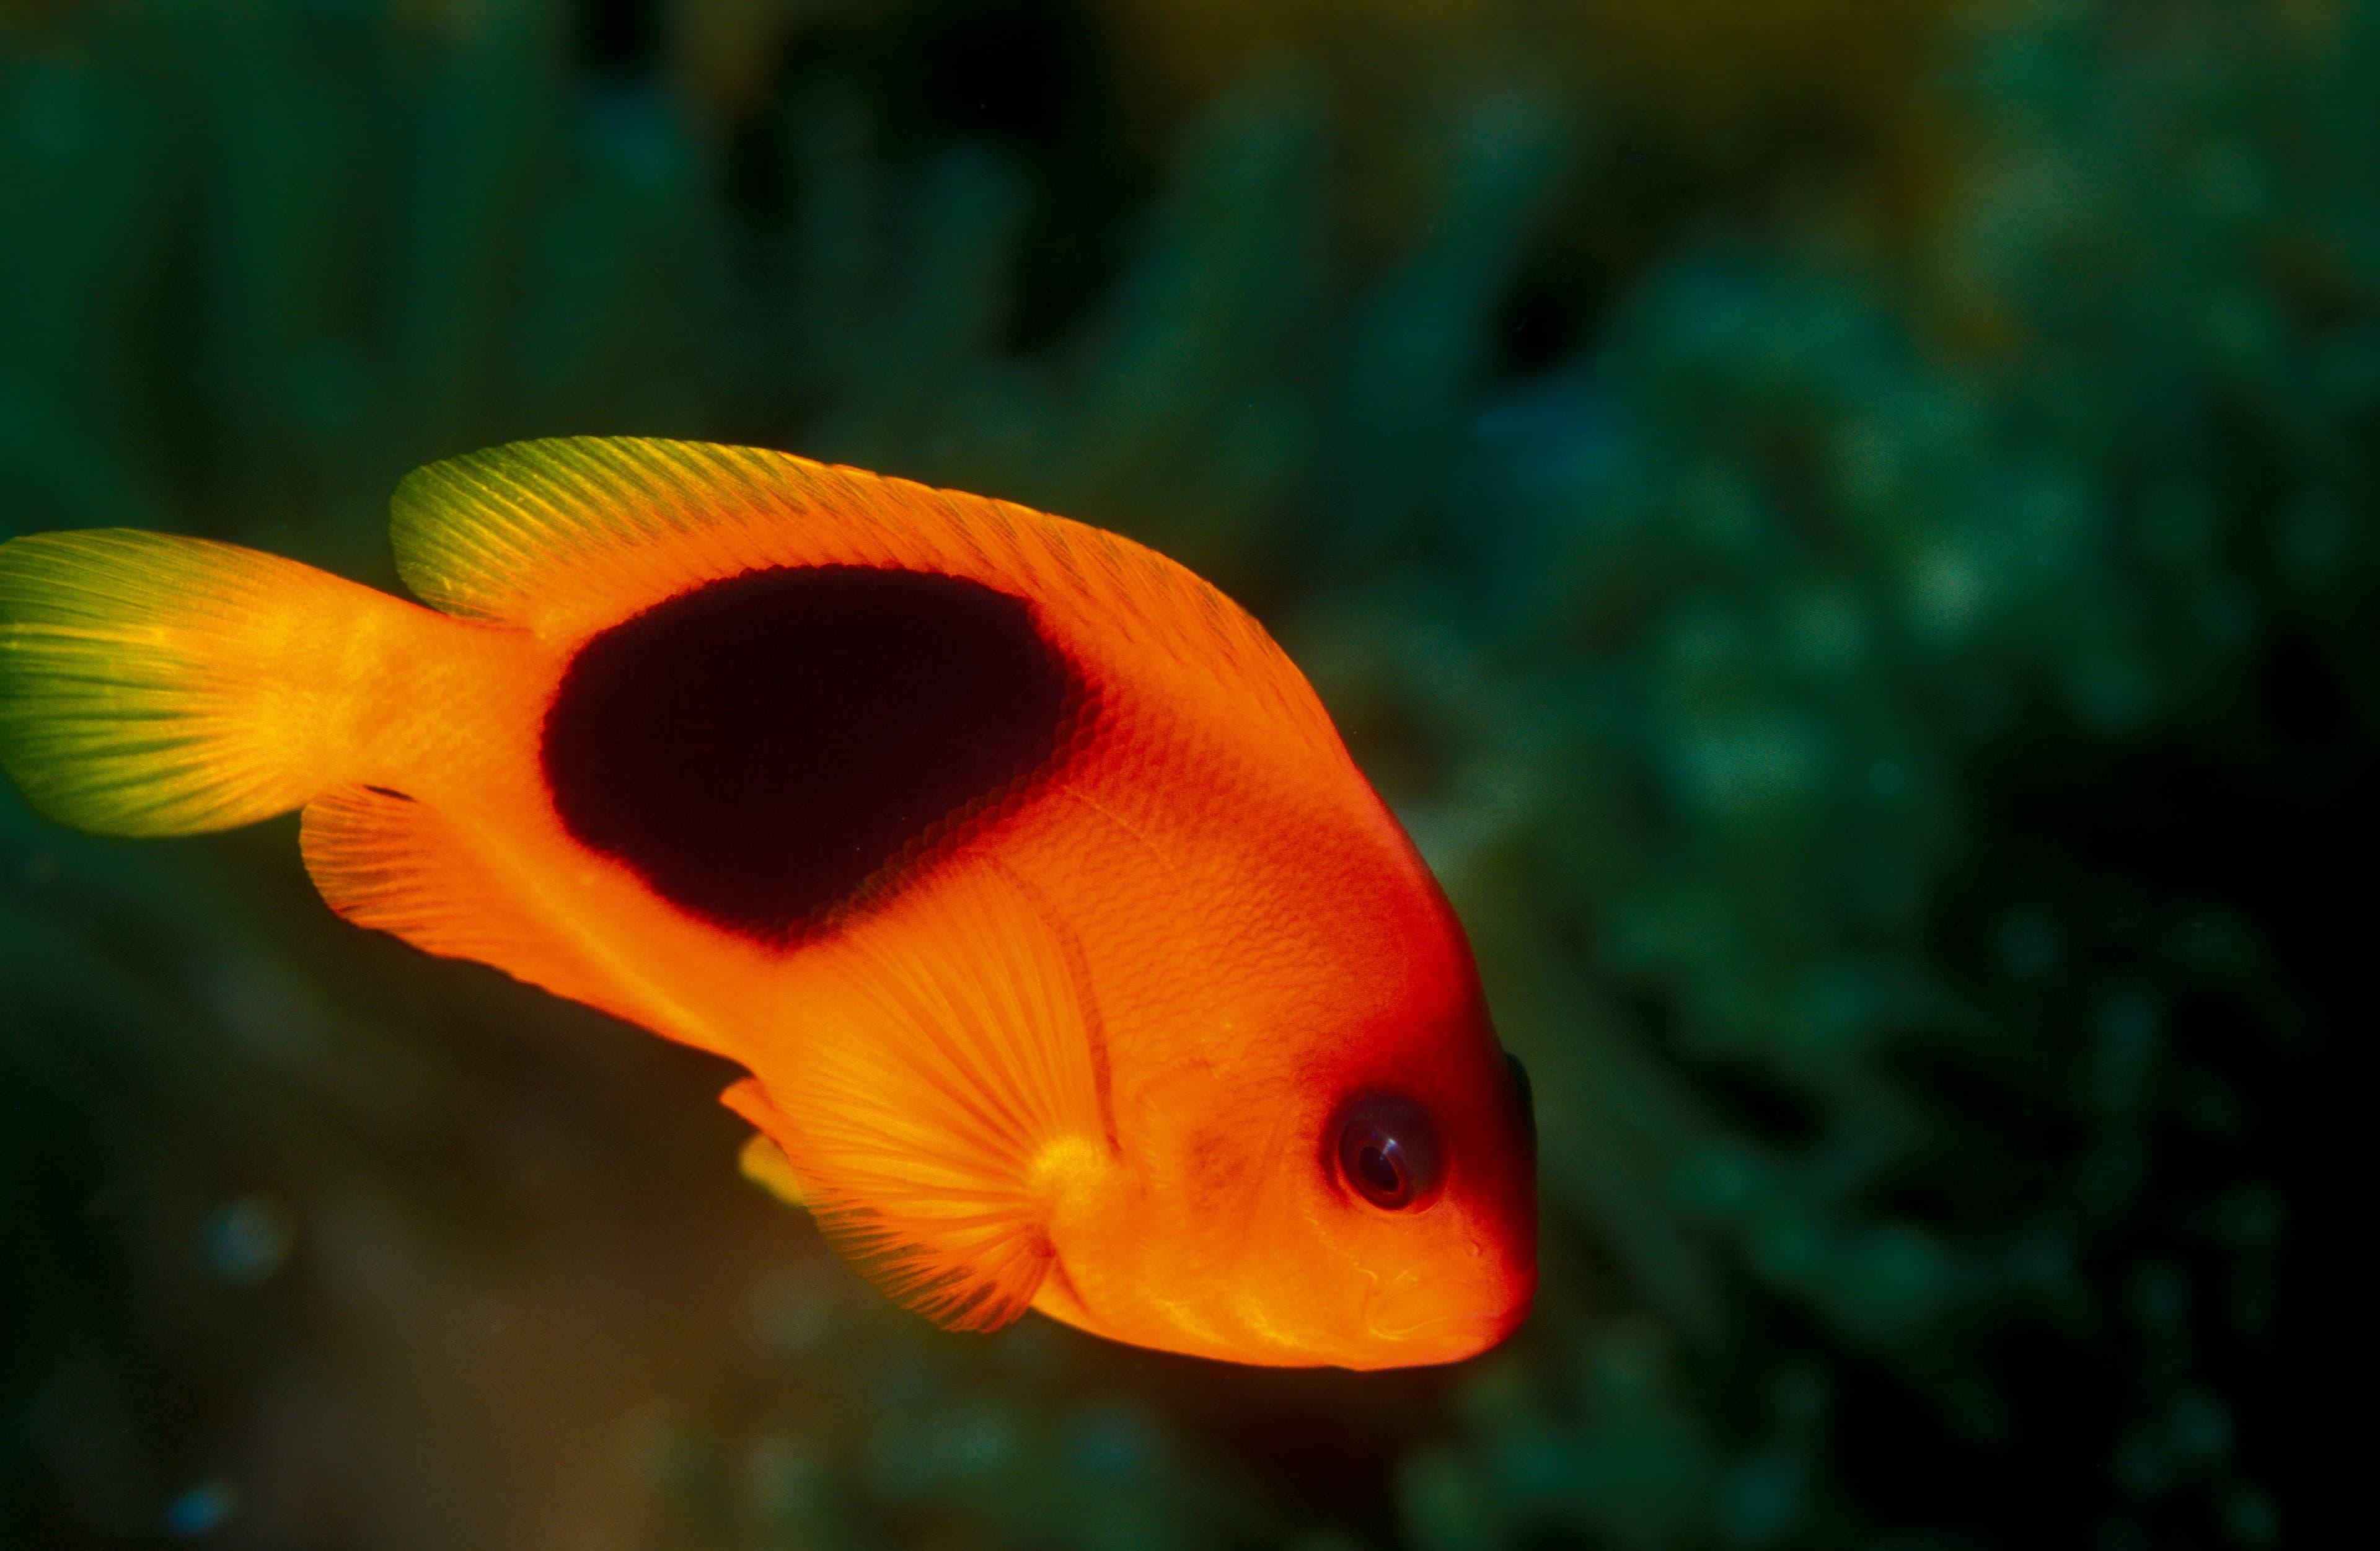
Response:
[388,437,1341,762]
[0,531,416,834]
[299,785,650,1030]
[742,861,1116,1332]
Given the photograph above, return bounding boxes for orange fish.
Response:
[0,438,1535,1368]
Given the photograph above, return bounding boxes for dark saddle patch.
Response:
[542,565,1084,943]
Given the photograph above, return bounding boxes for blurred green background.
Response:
[1,0,2363,1545]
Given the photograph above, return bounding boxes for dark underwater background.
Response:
[1,1,2365,1546]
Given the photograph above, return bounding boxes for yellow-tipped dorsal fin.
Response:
[387,436,1339,754]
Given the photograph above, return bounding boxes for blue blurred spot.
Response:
[2168,1390,2231,1460]
[1845,1224,1949,1330]
[2206,1185,2281,1247]
[1398,1446,1482,1551]
[2311,329,2380,414]
[1749,1209,1825,1288]
[2136,481,2217,567]
[2280,489,2353,575]
[2065,650,2156,736]
[2129,1262,2185,1332]
[2114,1425,2173,1495]
[1719,1451,1803,1545]
[1672,714,1826,818]
[2225,1485,2280,1547]
[1065,1401,1158,1481]
[1766,1359,1829,1429]
[1904,537,1990,641]
[205,1195,296,1286]
[1667,1144,1766,1219]
[162,1479,238,1537]
[2091,987,2162,1111]
[1992,906,2061,979]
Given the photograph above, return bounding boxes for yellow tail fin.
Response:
[0,530,409,835]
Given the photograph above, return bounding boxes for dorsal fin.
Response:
[389,436,1340,758]
[726,860,1118,1333]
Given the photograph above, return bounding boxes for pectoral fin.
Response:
[726,863,1116,1333]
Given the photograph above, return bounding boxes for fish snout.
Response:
[1360,1249,1531,1366]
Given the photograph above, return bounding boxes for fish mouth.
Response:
[1360,1276,1527,1364]
[1349,1309,1516,1369]
[1367,1307,1509,1343]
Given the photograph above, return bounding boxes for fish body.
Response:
[0,438,1535,1369]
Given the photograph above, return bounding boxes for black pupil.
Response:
[1334,1095,1441,1209]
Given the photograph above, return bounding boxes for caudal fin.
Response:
[0,530,399,835]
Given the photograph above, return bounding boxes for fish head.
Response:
[1281,994,1540,1369]
[1038,986,1538,1370]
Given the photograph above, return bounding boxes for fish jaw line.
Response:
[1357,1257,1531,1364]
[1353,1304,1520,1368]
[1361,1313,1504,1361]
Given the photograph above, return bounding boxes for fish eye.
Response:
[1331,1095,1443,1211]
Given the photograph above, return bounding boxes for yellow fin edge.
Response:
[738,1131,810,1211]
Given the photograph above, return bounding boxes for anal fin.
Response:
[299,784,639,1027]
